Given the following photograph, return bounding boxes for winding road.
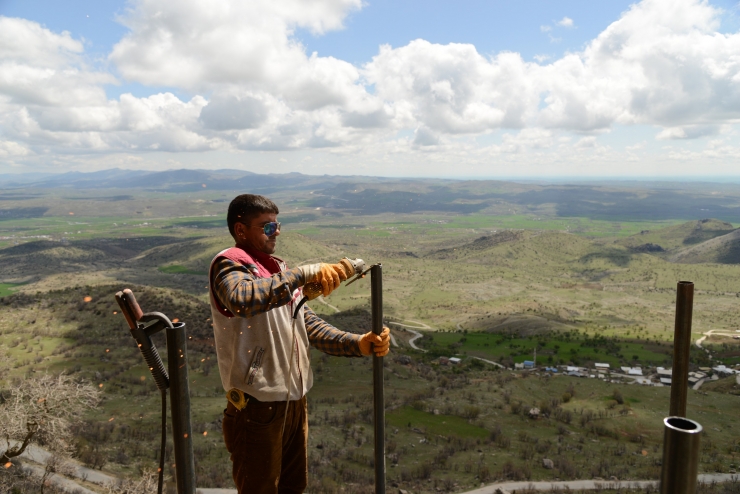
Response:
[389,320,504,369]
[695,329,737,348]
[387,320,429,351]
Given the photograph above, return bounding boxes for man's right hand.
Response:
[299,262,348,297]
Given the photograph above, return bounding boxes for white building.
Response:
[712,365,737,376]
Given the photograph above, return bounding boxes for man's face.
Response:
[234,212,279,255]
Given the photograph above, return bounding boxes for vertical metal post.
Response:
[660,417,702,494]
[167,322,196,494]
[371,264,386,494]
[669,281,694,417]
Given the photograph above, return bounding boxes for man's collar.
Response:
[236,244,282,266]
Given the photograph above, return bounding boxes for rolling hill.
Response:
[615,219,736,258]
[670,228,740,264]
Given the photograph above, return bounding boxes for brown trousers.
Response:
[222,396,308,494]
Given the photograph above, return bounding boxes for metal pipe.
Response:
[167,322,196,494]
[669,281,694,417]
[660,416,702,494]
[371,264,386,494]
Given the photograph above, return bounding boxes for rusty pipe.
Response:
[371,264,385,494]
[669,281,693,418]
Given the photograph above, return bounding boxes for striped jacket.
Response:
[209,247,362,401]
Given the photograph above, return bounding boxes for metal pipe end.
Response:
[664,416,702,434]
[677,281,694,286]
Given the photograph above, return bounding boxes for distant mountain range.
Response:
[2,168,740,224]
[0,168,405,192]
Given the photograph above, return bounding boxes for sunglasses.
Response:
[250,221,281,236]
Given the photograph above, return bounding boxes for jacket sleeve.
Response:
[211,258,305,318]
[304,306,363,357]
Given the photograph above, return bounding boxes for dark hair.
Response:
[227,194,279,237]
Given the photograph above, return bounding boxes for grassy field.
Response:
[418,331,672,368]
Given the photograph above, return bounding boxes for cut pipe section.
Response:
[660,416,702,494]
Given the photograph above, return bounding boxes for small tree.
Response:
[1,373,100,475]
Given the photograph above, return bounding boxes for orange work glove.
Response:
[359,327,391,357]
[319,262,348,297]
[300,262,348,298]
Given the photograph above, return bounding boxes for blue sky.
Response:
[1,0,740,178]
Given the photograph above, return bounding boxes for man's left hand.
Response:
[359,327,391,357]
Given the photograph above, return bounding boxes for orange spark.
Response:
[83,296,92,302]
[203,431,208,436]
[108,417,115,422]
[4,462,11,469]
[172,318,179,323]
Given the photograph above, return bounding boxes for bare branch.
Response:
[0,373,100,462]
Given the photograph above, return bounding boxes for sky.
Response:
[1,0,740,178]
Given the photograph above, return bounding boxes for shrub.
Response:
[613,389,624,405]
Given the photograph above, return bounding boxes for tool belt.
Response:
[226,388,259,411]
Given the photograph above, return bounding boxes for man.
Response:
[209,194,391,494]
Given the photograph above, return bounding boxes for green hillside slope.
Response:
[615,219,736,256]
[670,229,740,264]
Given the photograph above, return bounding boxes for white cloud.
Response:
[0,17,82,67]
[109,0,364,106]
[0,140,30,157]
[575,136,597,148]
[655,124,721,140]
[557,17,575,28]
[413,127,440,147]
[199,94,268,131]
[537,0,740,131]
[365,40,538,133]
[499,128,554,153]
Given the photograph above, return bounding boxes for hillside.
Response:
[2,285,740,493]
[670,228,740,264]
[615,219,736,257]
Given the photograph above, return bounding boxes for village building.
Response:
[657,367,672,378]
[712,365,737,377]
